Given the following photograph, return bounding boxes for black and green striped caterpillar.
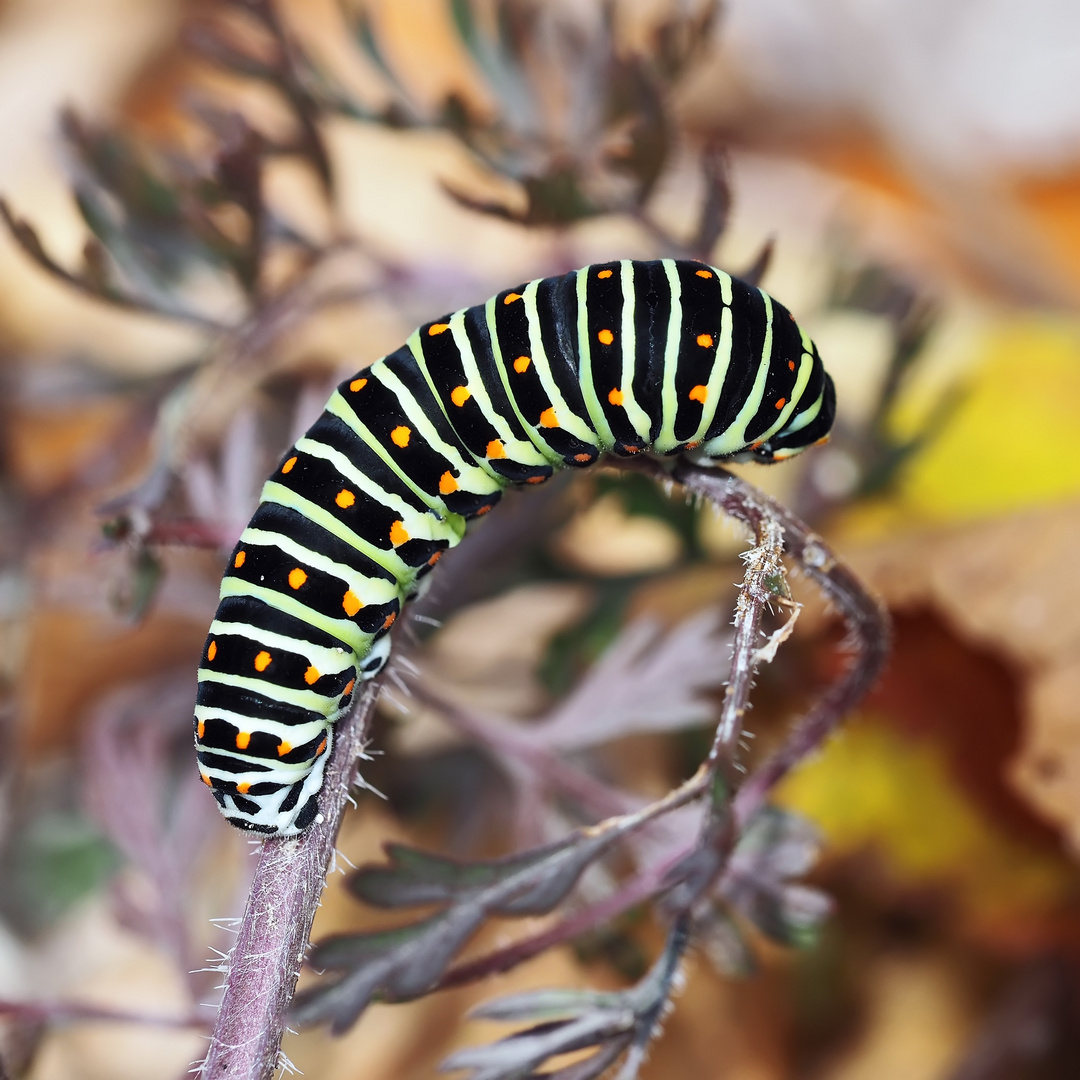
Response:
[195,258,835,835]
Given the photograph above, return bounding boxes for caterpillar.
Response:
[194,258,835,835]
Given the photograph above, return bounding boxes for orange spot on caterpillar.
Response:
[288,567,308,589]
[686,440,701,450]
[335,489,356,509]
[382,612,397,631]
[597,328,614,346]
[254,651,272,672]
[513,355,531,373]
[342,679,355,697]
[608,387,624,406]
[236,731,251,750]
[316,737,328,756]
[688,384,708,404]
[234,550,246,568]
[236,781,251,794]
[202,773,213,787]
[450,385,471,406]
[597,269,613,279]
[428,551,443,566]
[349,377,368,392]
[526,475,546,484]
[621,444,641,454]
[391,425,411,448]
[539,407,559,428]
[282,456,297,474]
[277,740,292,757]
[775,397,787,409]
[788,360,796,371]
[439,471,458,494]
[475,505,492,516]
[696,333,713,348]
[814,434,831,446]
[573,452,593,462]
[389,520,410,546]
[304,665,320,685]
[197,720,205,740]
[486,439,506,459]
[695,269,713,279]
[207,641,217,662]
[342,590,363,616]
[503,292,522,304]
[428,323,450,336]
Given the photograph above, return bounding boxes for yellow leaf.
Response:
[775,719,1068,923]
[895,316,1080,519]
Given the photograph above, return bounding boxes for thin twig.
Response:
[611,476,788,1059]
[663,459,891,825]
[429,846,688,994]
[0,998,205,1030]
[615,915,692,1080]
[0,198,232,333]
[712,513,785,765]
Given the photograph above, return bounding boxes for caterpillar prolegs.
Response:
[194,259,836,835]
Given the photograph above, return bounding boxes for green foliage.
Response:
[1,812,121,935]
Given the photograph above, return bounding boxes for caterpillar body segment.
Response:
[195,259,835,834]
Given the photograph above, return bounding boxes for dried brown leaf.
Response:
[842,503,1080,847]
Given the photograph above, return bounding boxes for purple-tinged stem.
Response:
[198,684,380,1080]
[431,839,690,994]
[0,998,205,1030]
[667,460,891,824]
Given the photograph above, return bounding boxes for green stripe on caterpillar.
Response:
[195,259,835,835]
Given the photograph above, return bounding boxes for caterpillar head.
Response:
[731,333,837,465]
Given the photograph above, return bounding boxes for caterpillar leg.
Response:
[213,729,333,836]
[359,634,393,678]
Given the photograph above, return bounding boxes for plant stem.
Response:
[666,460,891,824]
[197,460,889,1077]
[198,684,380,1080]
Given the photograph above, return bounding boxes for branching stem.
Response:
[665,460,891,825]
[196,461,889,1080]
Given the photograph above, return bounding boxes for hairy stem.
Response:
[615,915,692,1080]
[711,511,786,768]
[619,480,788,1067]
[198,683,381,1080]
[588,458,887,1078]
[666,460,891,824]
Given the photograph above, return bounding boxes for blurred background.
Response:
[1,0,1080,1077]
